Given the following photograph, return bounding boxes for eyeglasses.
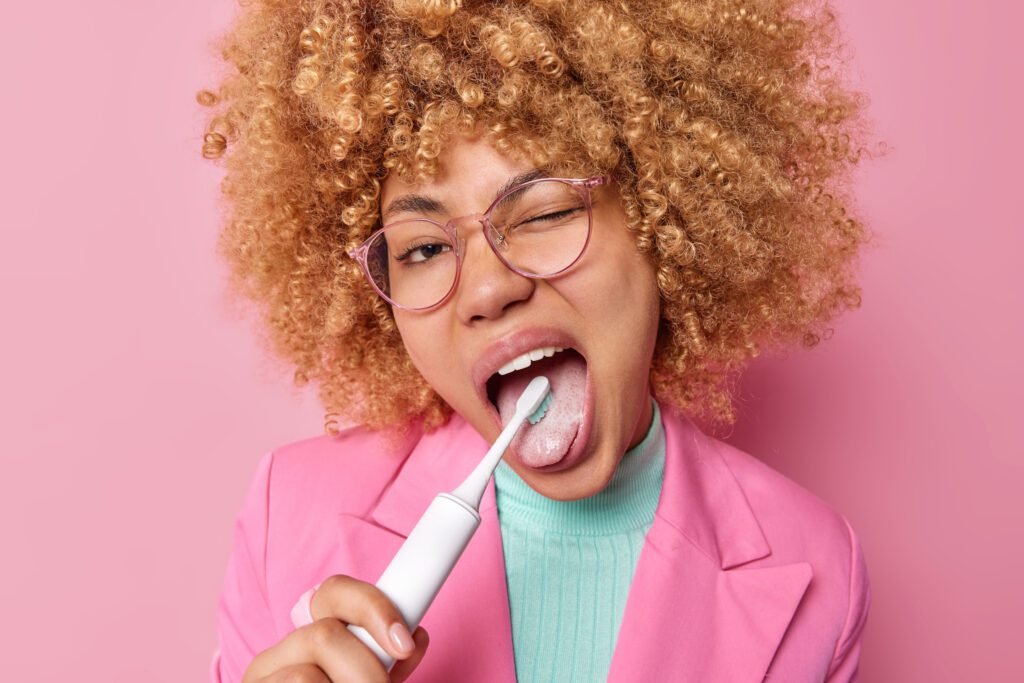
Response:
[347,175,608,311]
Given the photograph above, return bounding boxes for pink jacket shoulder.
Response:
[209,423,423,682]
[711,437,872,681]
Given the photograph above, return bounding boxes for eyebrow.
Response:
[381,168,549,221]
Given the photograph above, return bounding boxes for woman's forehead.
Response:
[380,134,539,208]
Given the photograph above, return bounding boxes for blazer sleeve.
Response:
[210,451,281,683]
[825,516,872,682]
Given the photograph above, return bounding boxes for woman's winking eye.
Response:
[500,202,587,235]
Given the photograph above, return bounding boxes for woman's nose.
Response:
[454,225,535,324]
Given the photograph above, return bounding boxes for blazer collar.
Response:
[366,416,496,536]
[606,402,812,681]
[655,402,771,569]
[364,402,770,569]
[338,402,811,681]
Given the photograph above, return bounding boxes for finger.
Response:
[389,627,430,683]
[243,619,389,683]
[257,662,330,683]
[290,583,321,629]
[311,574,417,661]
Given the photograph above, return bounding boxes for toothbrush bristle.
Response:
[526,391,553,425]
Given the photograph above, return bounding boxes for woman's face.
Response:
[383,134,661,501]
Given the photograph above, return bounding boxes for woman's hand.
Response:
[240,575,429,683]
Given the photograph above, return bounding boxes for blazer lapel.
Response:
[334,405,810,682]
[607,405,812,682]
[335,418,517,682]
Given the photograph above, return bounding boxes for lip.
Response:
[472,326,585,413]
[471,325,594,472]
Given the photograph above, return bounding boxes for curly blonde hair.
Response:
[197,0,876,436]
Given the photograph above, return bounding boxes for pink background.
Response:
[1,1,1020,681]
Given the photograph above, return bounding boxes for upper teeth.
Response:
[497,346,567,376]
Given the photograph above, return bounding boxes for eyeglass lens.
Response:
[364,179,591,309]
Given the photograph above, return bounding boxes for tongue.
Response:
[495,351,586,468]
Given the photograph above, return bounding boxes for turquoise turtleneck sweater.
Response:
[493,399,665,682]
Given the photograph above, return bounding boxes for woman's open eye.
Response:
[395,241,452,264]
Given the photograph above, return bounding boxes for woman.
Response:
[200,1,873,681]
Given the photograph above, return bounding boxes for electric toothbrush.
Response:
[346,375,553,670]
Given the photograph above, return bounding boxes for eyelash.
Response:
[523,207,582,223]
[395,241,450,263]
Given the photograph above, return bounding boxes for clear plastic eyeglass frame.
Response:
[347,174,609,311]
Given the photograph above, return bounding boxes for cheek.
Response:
[394,315,443,380]
[598,254,661,370]
[590,246,660,327]
[581,209,659,315]
[634,258,662,331]
[393,314,471,409]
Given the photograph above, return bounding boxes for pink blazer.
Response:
[211,401,870,682]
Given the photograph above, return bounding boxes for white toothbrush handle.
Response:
[450,409,527,509]
[346,492,481,670]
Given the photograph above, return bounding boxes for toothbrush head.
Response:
[516,375,551,424]
[449,375,553,510]
[527,390,553,425]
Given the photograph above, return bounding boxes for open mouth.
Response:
[485,346,588,469]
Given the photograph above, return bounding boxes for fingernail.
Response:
[389,622,414,655]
